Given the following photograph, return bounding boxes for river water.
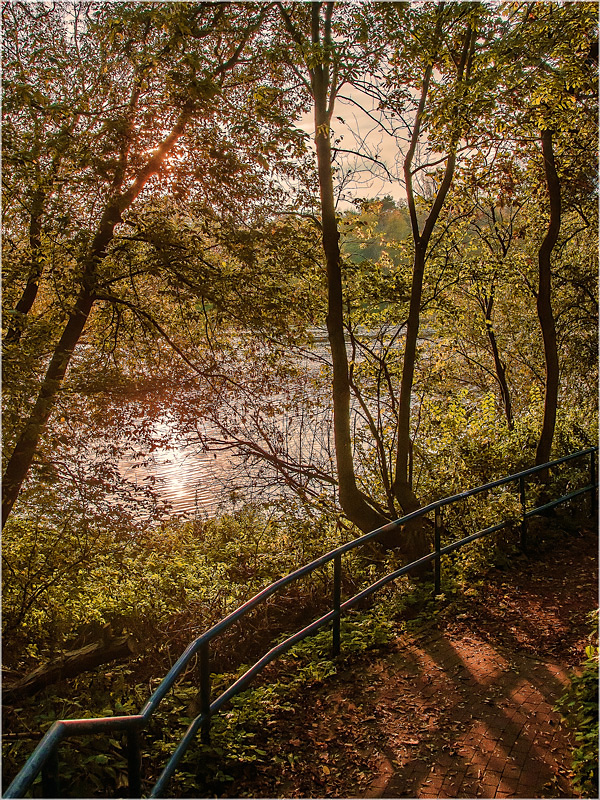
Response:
[120,442,226,518]
[117,413,234,519]
[117,325,422,519]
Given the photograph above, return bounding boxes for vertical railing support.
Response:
[126,728,142,799]
[434,507,442,595]
[200,642,211,744]
[590,450,597,520]
[519,475,528,551]
[41,747,59,798]
[332,553,341,657]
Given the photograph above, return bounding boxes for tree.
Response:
[498,2,598,465]
[261,3,509,556]
[2,2,269,526]
[276,1,390,537]
[382,3,482,513]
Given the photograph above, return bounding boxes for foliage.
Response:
[1,502,350,673]
[1,498,397,796]
[4,480,596,795]
[557,611,599,798]
[2,1,597,532]
[2,3,598,795]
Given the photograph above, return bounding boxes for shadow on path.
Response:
[363,630,575,798]
[209,515,597,799]
[360,519,597,799]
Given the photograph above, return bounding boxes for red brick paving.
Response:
[360,630,577,799]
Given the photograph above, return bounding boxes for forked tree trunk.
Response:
[393,15,474,518]
[309,2,447,566]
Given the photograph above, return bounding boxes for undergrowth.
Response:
[557,610,599,799]
[2,491,594,796]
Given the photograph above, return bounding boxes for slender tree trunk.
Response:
[535,128,561,466]
[488,329,514,430]
[5,117,76,345]
[393,243,427,514]
[311,3,386,535]
[392,14,474,516]
[483,294,514,430]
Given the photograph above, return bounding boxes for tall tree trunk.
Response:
[535,128,561,466]
[2,288,94,526]
[311,2,386,535]
[1,196,126,527]
[393,243,427,514]
[1,108,192,528]
[4,116,77,345]
[393,12,474,516]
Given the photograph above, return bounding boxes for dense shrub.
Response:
[557,612,599,798]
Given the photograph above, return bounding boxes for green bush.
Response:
[1,502,358,794]
[2,502,350,669]
[557,612,599,798]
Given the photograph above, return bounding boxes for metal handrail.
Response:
[5,446,597,798]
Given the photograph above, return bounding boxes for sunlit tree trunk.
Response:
[2,111,191,527]
[2,288,94,524]
[392,12,474,518]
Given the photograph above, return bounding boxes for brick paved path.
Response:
[361,629,575,799]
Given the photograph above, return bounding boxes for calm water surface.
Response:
[117,326,419,518]
[118,416,230,519]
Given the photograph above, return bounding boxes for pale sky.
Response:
[297,83,409,207]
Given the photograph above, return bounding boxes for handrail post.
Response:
[41,746,59,798]
[200,642,211,744]
[519,475,527,551]
[590,449,597,520]
[127,727,142,798]
[332,553,341,657]
[434,507,442,594]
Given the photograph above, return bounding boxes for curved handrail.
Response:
[5,446,597,798]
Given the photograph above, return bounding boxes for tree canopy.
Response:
[2,1,597,534]
[2,2,598,794]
